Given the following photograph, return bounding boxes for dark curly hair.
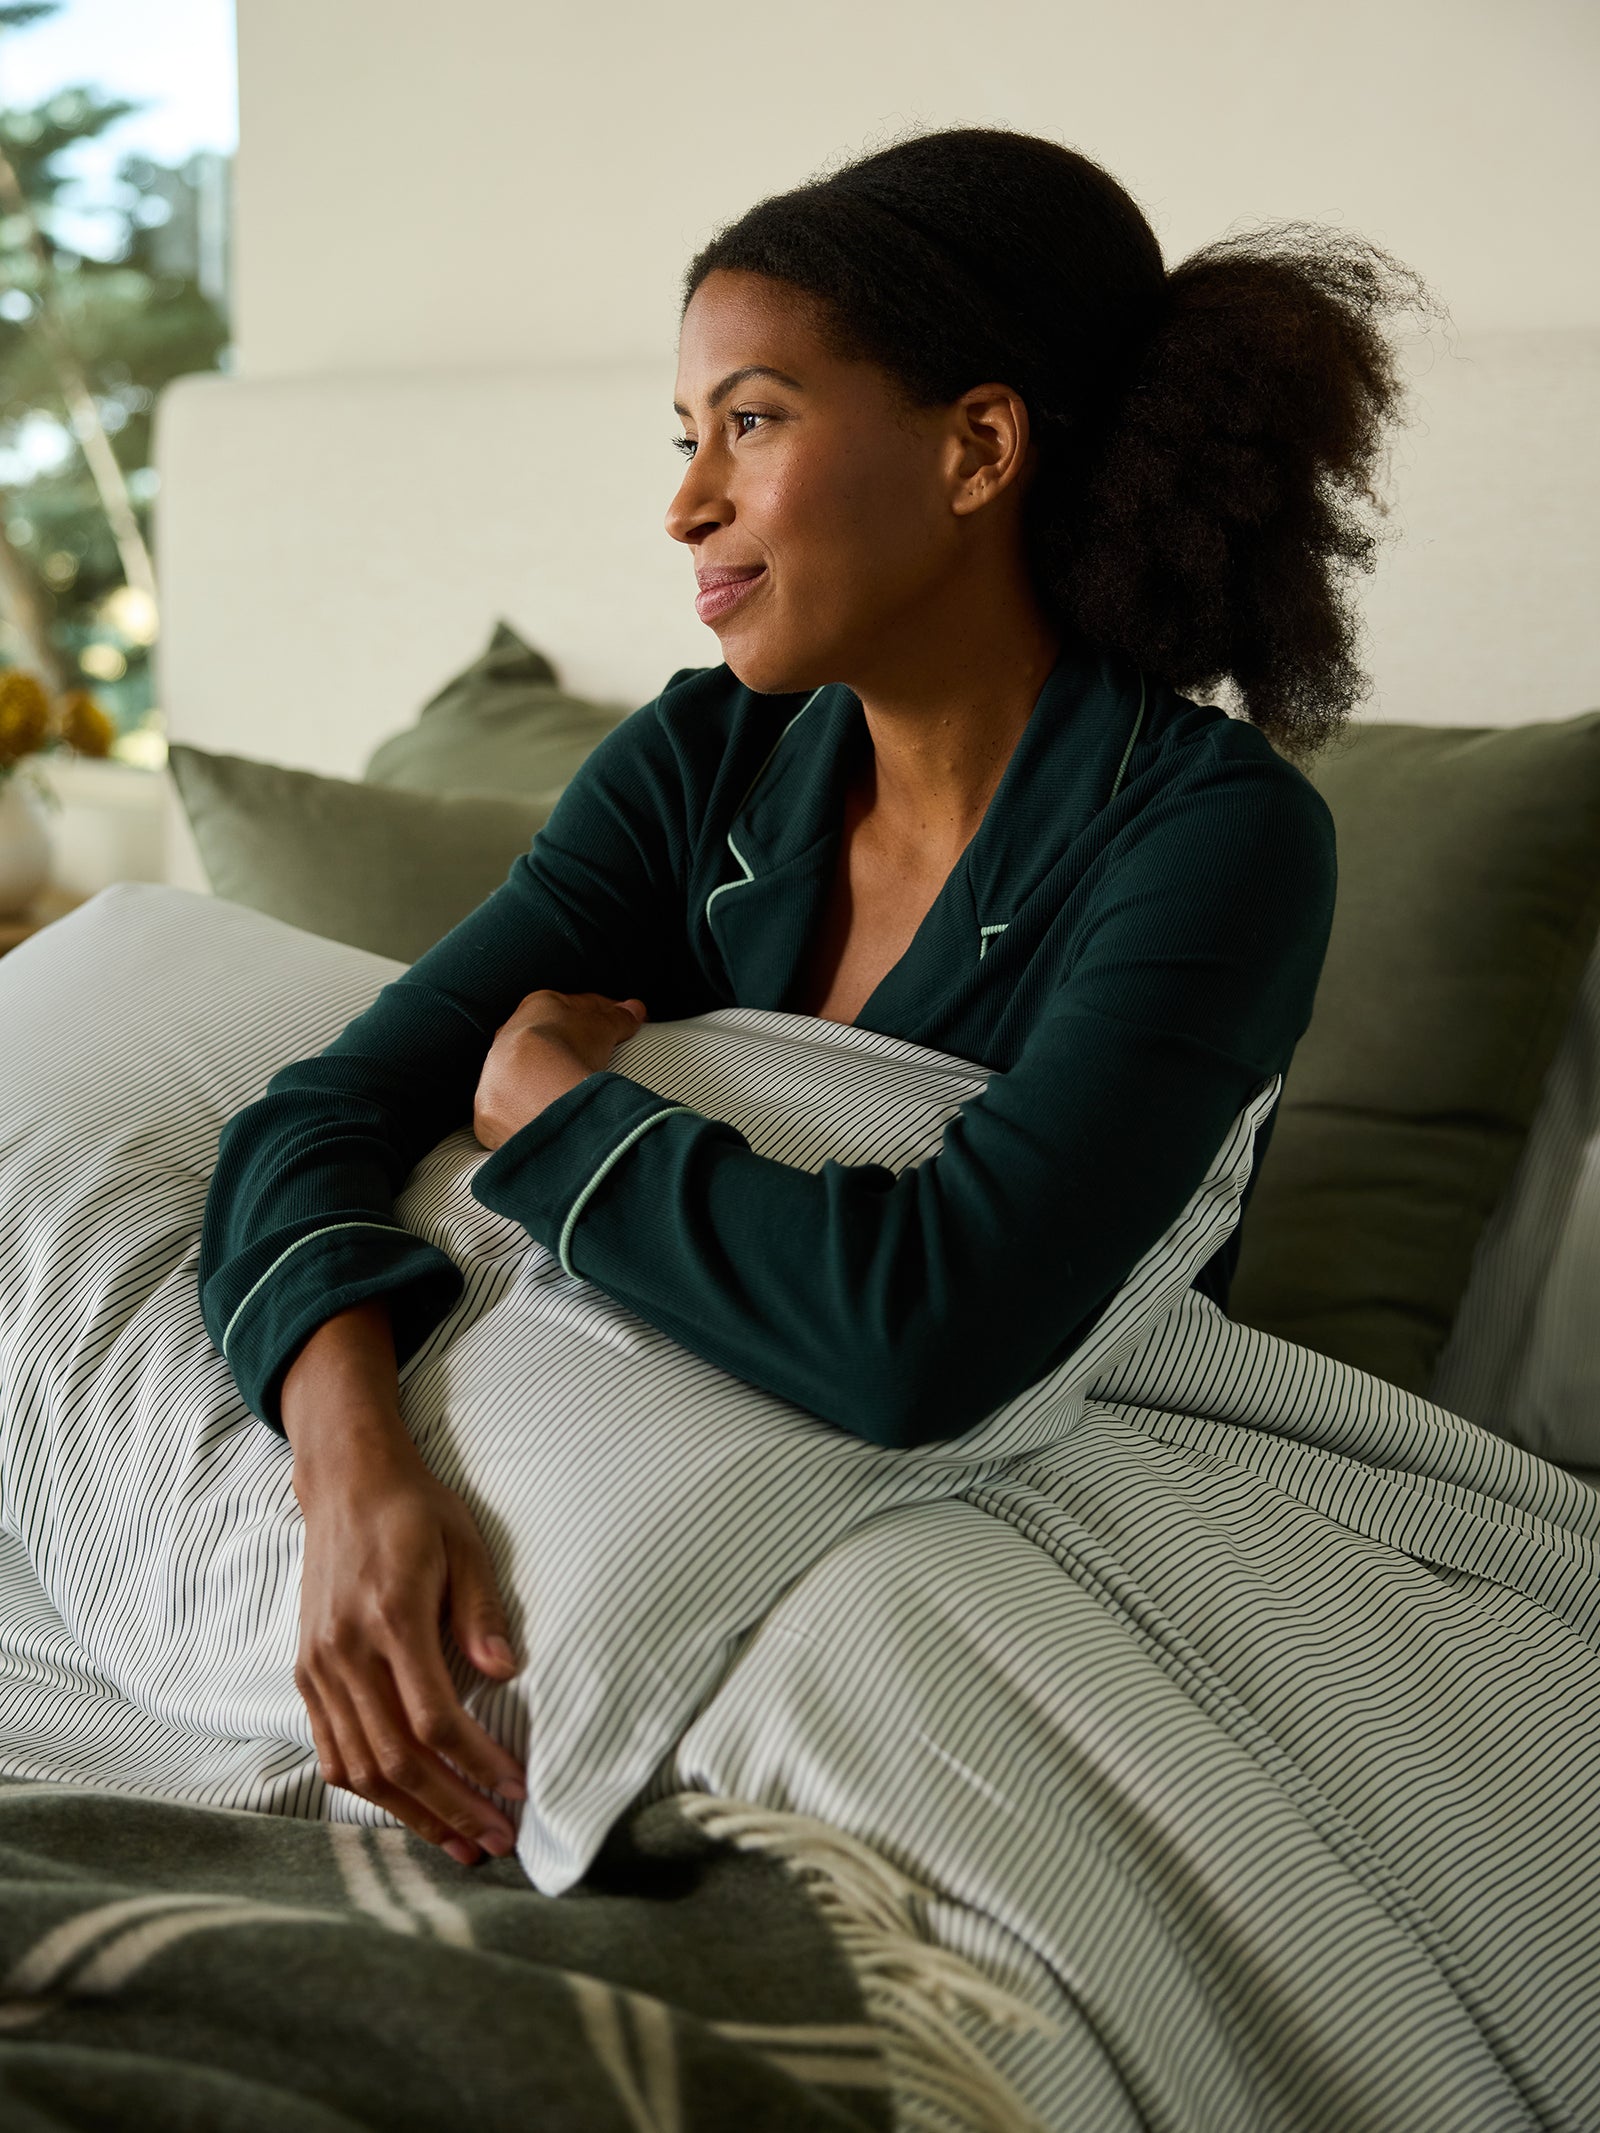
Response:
[684,128,1435,754]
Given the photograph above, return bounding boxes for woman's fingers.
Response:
[293,1459,527,1864]
[388,1627,526,1807]
[336,1653,518,1856]
[443,1519,522,1681]
[400,1511,527,1805]
[502,989,647,1044]
[475,990,648,1146]
[297,1668,348,1793]
[306,1664,483,1861]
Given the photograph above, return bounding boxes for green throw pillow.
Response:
[170,623,632,962]
[363,620,628,798]
[1231,712,1600,1393]
[169,746,551,965]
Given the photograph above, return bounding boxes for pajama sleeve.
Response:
[469,745,1336,1447]
[199,702,697,1428]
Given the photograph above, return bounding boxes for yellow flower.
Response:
[0,669,52,770]
[59,689,115,759]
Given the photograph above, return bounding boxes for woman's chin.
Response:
[714,622,834,699]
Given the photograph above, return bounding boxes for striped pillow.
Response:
[0,886,1273,1889]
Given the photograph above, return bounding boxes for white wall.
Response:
[183,0,1594,768]
[233,0,1599,379]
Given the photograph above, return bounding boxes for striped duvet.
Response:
[3,886,1598,2131]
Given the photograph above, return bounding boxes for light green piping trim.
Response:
[704,687,828,927]
[220,1220,404,1363]
[557,1107,693,1278]
[1108,671,1147,805]
[978,923,1009,962]
[705,829,755,919]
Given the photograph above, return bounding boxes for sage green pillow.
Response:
[1231,712,1600,1392]
[169,746,551,965]
[363,620,627,798]
[169,623,631,963]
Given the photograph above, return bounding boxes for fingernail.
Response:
[500,1778,527,1802]
[484,1635,517,1670]
[443,1838,478,1868]
[482,1830,515,1859]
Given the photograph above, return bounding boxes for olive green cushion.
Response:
[363,620,627,798]
[169,747,551,965]
[1231,713,1600,1392]
[169,623,630,964]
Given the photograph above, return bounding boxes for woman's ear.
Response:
[947,384,1031,518]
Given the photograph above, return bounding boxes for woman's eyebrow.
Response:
[673,365,805,418]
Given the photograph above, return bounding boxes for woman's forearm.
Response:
[280,1301,417,1492]
[199,754,679,1436]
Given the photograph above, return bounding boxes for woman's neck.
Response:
[845,575,1060,861]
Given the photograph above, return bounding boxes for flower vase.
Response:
[0,775,51,919]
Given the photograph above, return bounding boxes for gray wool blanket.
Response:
[0,1782,890,2133]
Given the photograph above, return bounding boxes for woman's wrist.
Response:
[473,1031,591,1150]
[473,991,647,1151]
[289,1400,420,1503]
[280,1300,419,1497]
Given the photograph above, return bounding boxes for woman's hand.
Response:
[473,989,647,1151]
[294,1446,528,1866]
[282,1302,526,1866]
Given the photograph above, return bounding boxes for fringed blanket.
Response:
[0,1783,895,2131]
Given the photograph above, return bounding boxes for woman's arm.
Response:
[198,703,691,1855]
[199,704,693,1431]
[277,995,649,1863]
[468,756,1337,1446]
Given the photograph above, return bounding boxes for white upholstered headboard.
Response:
[155,360,709,780]
[154,329,1600,877]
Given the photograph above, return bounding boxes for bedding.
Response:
[362,619,628,795]
[168,746,556,963]
[4,886,1600,2131]
[0,886,1269,1894]
[0,1782,891,2132]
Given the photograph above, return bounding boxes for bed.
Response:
[0,332,1597,2132]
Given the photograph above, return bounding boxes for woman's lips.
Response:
[694,567,766,624]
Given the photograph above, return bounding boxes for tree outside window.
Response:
[0,0,231,767]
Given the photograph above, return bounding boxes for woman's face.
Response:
[667,270,1020,695]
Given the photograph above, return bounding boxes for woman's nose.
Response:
[664,453,731,548]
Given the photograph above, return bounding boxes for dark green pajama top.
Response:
[199,641,1336,1447]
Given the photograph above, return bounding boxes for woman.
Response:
[200,129,1421,1870]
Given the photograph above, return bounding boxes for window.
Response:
[0,0,235,767]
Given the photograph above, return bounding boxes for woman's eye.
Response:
[670,410,769,459]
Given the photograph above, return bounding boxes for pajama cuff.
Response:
[210,1221,465,1432]
[471,1070,695,1275]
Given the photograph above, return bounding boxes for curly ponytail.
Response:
[685,131,1434,754]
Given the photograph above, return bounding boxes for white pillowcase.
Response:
[1430,929,1600,1471]
[0,887,1274,1890]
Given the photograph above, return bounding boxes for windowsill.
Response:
[41,756,167,809]
[36,756,167,898]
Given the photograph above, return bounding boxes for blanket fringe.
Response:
[672,1794,1056,2133]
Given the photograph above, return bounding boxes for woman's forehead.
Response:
[678,276,826,384]
[674,273,881,411]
